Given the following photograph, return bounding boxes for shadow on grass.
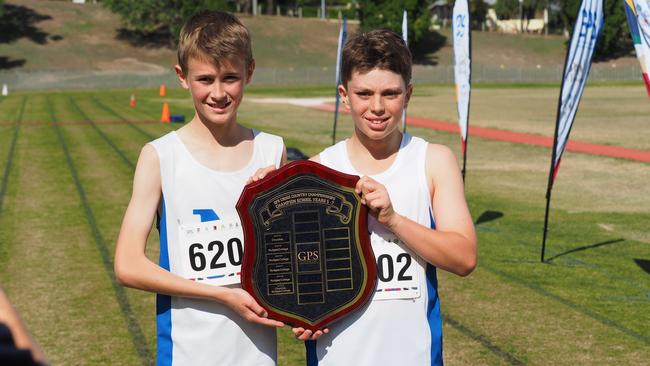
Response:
[0,4,63,70]
[546,238,625,262]
[634,258,650,275]
[0,56,25,69]
[116,28,174,49]
[0,4,60,44]
[412,30,446,66]
[475,210,504,225]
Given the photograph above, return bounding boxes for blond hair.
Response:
[177,10,253,73]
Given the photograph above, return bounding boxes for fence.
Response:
[0,63,644,91]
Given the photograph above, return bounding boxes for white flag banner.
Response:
[631,0,650,96]
[331,17,348,145]
[552,0,603,182]
[402,10,408,45]
[452,0,471,155]
[335,18,347,89]
[401,10,408,130]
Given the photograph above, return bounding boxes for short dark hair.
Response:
[177,10,253,73]
[341,29,412,86]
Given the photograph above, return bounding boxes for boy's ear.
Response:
[338,84,350,110]
[404,83,413,109]
[246,59,256,84]
[175,65,189,89]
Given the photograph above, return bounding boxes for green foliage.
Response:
[470,0,489,27]
[559,0,632,59]
[598,0,630,58]
[495,0,520,19]
[356,0,432,48]
[495,0,547,22]
[102,0,231,45]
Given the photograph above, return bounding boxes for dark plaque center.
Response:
[237,161,376,331]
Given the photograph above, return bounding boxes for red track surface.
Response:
[314,104,650,163]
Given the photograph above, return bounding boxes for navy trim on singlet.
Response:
[305,340,318,366]
[156,197,173,366]
[426,210,444,365]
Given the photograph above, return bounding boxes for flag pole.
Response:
[541,42,565,263]
[331,17,347,146]
[541,156,556,262]
[542,15,570,262]
[541,183,553,262]
[461,140,468,182]
[332,92,340,145]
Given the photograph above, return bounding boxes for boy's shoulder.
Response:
[252,129,283,145]
[405,134,453,160]
[138,131,178,169]
[147,131,178,151]
[313,138,346,164]
[425,142,456,162]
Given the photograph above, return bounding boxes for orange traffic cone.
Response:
[160,102,170,123]
[159,83,166,97]
[129,94,136,107]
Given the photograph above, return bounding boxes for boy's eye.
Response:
[223,75,241,82]
[197,77,214,84]
[355,91,371,98]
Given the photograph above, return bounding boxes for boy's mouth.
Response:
[364,116,390,129]
[207,99,232,112]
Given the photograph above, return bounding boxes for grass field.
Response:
[0,84,648,365]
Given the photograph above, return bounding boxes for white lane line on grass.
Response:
[0,96,26,213]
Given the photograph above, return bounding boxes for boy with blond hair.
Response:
[114,10,286,365]
[299,29,477,365]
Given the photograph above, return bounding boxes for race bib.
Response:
[177,216,244,286]
[371,234,421,300]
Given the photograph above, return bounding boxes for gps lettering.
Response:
[297,250,320,262]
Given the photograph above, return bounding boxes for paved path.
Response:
[311,103,650,163]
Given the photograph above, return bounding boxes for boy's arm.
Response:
[114,145,283,327]
[356,144,477,276]
[0,287,48,364]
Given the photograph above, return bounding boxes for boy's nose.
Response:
[370,95,384,115]
[209,83,228,101]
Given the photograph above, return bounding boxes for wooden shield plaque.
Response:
[236,160,376,331]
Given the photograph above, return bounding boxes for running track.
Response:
[313,104,650,164]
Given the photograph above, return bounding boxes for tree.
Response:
[559,0,631,59]
[494,0,520,19]
[470,0,488,28]
[356,0,432,48]
[102,0,231,46]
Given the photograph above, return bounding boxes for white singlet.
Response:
[307,133,443,366]
[149,130,284,366]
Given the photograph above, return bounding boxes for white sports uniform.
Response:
[149,130,284,366]
[307,133,443,366]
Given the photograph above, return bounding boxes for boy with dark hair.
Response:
[302,29,477,365]
[114,10,286,366]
